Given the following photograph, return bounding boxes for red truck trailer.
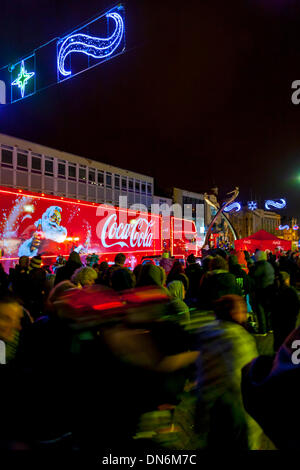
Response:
[0,186,197,270]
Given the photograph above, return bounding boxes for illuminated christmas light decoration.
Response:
[247,201,257,211]
[223,202,242,213]
[279,225,290,230]
[293,225,299,230]
[265,199,286,210]
[11,60,35,98]
[57,11,124,77]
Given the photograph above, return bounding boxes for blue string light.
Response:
[57,12,124,77]
[278,225,290,230]
[265,199,286,210]
[223,202,241,213]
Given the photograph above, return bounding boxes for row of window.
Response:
[0,146,153,194]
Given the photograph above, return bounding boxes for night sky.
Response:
[1,0,300,218]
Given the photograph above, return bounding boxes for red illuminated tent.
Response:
[234,230,292,253]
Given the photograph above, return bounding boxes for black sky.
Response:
[0,0,300,218]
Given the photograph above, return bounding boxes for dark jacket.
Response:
[229,264,251,297]
[185,263,204,300]
[54,261,82,286]
[250,261,275,290]
[199,271,243,309]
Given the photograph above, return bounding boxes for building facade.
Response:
[0,133,154,209]
[229,209,281,239]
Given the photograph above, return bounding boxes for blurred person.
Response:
[199,256,242,310]
[271,271,300,351]
[167,280,190,322]
[0,263,9,296]
[185,254,203,306]
[278,255,298,286]
[166,260,189,293]
[195,295,264,450]
[242,326,300,449]
[0,295,23,359]
[111,267,135,292]
[71,266,97,287]
[250,250,275,335]
[103,253,131,287]
[159,251,174,275]
[52,255,66,274]
[137,264,166,288]
[133,264,143,285]
[228,255,251,300]
[95,261,109,285]
[54,251,82,286]
[23,256,47,320]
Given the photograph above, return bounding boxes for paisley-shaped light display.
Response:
[265,199,286,210]
[223,202,241,213]
[57,11,125,78]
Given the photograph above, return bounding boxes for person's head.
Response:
[202,255,213,273]
[99,261,109,272]
[71,267,97,287]
[29,255,42,271]
[47,280,76,305]
[111,268,135,291]
[167,280,186,300]
[68,251,81,265]
[279,271,290,287]
[255,250,267,262]
[114,253,126,266]
[209,255,229,272]
[137,264,165,287]
[133,264,143,285]
[0,296,23,342]
[214,295,247,325]
[18,256,29,270]
[169,260,184,276]
[162,251,170,259]
[187,254,196,265]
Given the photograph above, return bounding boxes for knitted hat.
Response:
[29,256,42,270]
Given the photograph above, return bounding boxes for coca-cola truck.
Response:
[0,186,197,270]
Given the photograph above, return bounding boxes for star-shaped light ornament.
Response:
[248,201,257,211]
[11,60,35,98]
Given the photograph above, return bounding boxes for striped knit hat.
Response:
[29,256,43,270]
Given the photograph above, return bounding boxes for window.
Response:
[128,179,133,191]
[147,183,152,194]
[106,173,112,188]
[135,181,140,193]
[1,148,13,166]
[79,166,86,182]
[58,161,66,178]
[68,165,76,179]
[122,178,127,190]
[89,169,95,184]
[17,153,27,169]
[45,159,53,175]
[31,155,41,173]
[141,183,146,193]
[114,175,120,189]
[97,171,104,186]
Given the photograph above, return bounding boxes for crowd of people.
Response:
[0,246,299,451]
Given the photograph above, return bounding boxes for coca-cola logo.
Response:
[97,213,154,249]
